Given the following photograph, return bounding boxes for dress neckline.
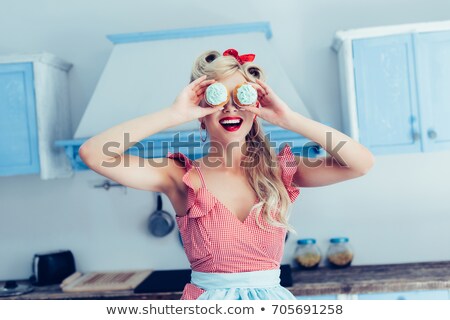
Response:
[194,165,259,225]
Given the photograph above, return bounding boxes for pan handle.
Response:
[156,192,163,211]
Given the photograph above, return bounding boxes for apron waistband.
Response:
[191,268,281,290]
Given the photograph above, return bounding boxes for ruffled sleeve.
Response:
[166,152,217,219]
[277,144,300,203]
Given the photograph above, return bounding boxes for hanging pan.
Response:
[148,192,175,237]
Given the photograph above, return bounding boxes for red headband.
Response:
[223,48,255,65]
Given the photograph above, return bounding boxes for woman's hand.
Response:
[170,75,224,123]
[241,79,295,128]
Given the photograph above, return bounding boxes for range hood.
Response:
[57,22,321,171]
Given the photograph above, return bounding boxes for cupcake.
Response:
[205,83,230,108]
[233,83,258,107]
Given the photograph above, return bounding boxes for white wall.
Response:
[1,0,450,280]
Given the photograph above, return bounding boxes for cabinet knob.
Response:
[412,131,420,142]
[427,129,437,140]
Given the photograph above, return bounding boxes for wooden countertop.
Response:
[2,260,450,300]
[289,260,450,296]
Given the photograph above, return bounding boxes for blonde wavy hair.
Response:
[190,50,298,235]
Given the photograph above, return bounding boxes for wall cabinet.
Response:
[414,31,450,152]
[0,62,40,175]
[0,53,72,179]
[333,21,450,155]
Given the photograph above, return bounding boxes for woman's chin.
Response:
[209,132,248,145]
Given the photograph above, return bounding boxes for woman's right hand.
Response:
[170,75,224,122]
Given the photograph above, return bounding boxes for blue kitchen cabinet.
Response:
[358,289,449,300]
[0,63,40,175]
[333,21,450,155]
[0,53,72,179]
[352,34,421,155]
[414,30,450,152]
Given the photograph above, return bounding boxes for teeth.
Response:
[220,119,241,124]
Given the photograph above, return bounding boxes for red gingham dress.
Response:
[167,144,300,300]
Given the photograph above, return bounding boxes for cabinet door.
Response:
[353,34,421,155]
[414,30,450,152]
[0,62,40,176]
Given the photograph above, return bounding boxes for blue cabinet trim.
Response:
[106,22,272,44]
[55,124,322,171]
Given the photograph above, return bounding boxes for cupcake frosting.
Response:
[236,84,257,105]
[205,83,228,106]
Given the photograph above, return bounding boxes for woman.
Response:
[79,49,375,300]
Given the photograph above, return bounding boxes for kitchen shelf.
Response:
[55,124,323,171]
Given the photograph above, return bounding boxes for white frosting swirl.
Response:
[205,83,228,106]
[236,84,257,105]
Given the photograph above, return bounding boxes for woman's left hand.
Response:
[240,79,294,128]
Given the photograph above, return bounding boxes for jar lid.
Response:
[330,237,349,243]
[297,238,316,245]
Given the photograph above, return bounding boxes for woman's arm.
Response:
[244,79,375,187]
[79,108,183,193]
[79,75,220,193]
[281,112,375,187]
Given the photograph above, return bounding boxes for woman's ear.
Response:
[198,118,206,129]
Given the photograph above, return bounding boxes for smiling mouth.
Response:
[219,118,243,132]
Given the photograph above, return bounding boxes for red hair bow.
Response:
[223,48,255,65]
